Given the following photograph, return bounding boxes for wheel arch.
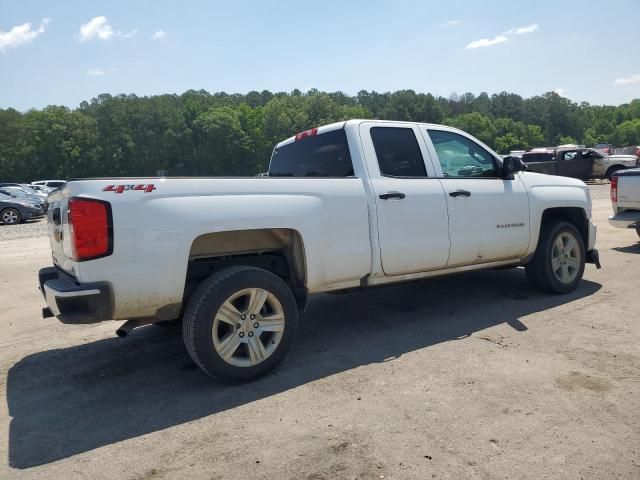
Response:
[537,207,589,250]
[605,164,626,178]
[184,228,308,308]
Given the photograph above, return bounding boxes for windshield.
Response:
[269,129,354,177]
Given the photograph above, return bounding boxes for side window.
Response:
[427,130,498,178]
[581,149,602,159]
[562,151,577,161]
[370,127,427,177]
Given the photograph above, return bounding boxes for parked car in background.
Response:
[0,192,45,225]
[31,180,66,190]
[522,147,638,180]
[609,168,640,239]
[26,184,53,194]
[39,119,600,381]
[0,186,49,209]
[20,184,52,199]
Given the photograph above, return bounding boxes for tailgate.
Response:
[617,170,640,210]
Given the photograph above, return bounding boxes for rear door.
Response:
[522,152,557,175]
[556,150,592,178]
[422,127,530,267]
[359,122,450,276]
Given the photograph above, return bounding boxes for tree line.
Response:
[1,89,639,181]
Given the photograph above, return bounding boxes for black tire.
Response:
[182,266,298,382]
[1,208,21,225]
[526,221,585,294]
[606,166,623,181]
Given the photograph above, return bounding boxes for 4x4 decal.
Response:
[103,184,156,194]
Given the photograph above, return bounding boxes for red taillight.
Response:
[295,127,318,142]
[68,198,112,261]
[610,175,618,203]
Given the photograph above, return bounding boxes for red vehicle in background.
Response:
[595,143,612,155]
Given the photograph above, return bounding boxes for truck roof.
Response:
[274,119,470,149]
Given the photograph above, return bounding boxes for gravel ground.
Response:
[1,185,639,480]
[0,219,48,241]
[584,180,611,200]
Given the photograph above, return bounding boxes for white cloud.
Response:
[554,88,568,97]
[514,24,538,34]
[152,30,166,40]
[467,22,538,50]
[503,24,539,35]
[78,17,138,42]
[120,29,138,39]
[87,68,105,76]
[614,73,640,86]
[79,16,114,41]
[466,35,508,49]
[442,19,460,28]
[0,18,50,53]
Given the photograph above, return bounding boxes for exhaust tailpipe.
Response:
[116,318,156,338]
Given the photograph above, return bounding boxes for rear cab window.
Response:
[269,129,354,177]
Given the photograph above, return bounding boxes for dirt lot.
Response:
[1,183,639,480]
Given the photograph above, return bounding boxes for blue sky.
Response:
[1,0,639,110]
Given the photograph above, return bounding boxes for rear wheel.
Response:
[1,208,21,225]
[182,266,298,382]
[526,221,585,294]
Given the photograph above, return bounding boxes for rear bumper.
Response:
[39,267,113,324]
[608,212,640,229]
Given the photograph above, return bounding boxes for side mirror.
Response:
[502,156,525,179]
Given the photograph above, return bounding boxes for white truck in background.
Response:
[609,168,640,238]
[39,120,600,382]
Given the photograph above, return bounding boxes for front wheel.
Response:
[182,266,298,382]
[526,221,585,294]
[1,208,21,225]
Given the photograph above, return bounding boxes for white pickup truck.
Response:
[609,168,640,238]
[39,120,601,381]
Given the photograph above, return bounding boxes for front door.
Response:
[421,127,530,267]
[359,122,451,276]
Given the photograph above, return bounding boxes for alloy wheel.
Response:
[212,288,285,367]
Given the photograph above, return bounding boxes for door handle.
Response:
[379,191,406,200]
[449,189,471,198]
